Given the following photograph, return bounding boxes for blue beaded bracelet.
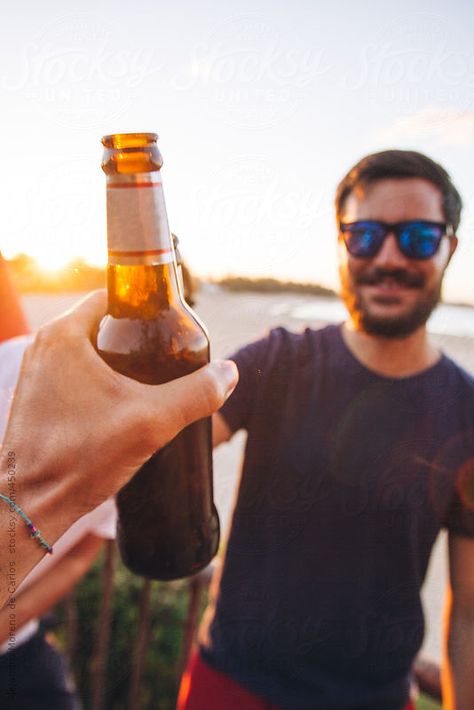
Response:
[0,494,53,554]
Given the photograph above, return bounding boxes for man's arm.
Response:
[442,533,474,710]
[0,532,104,644]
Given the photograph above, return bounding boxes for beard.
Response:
[340,266,442,338]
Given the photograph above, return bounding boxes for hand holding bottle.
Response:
[0,290,237,604]
[97,133,222,580]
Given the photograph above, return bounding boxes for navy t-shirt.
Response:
[200,325,474,710]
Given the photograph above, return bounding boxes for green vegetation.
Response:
[417,694,442,709]
[217,275,336,297]
[57,551,207,709]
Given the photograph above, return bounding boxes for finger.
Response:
[144,360,238,446]
[46,290,107,338]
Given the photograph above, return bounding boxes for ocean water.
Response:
[286,297,474,338]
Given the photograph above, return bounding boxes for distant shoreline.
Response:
[8,256,334,299]
[7,255,473,307]
[17,280,474,310]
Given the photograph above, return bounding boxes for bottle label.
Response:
[106,173,174,265]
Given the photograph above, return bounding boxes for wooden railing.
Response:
[62,541,215,709]
[63,540,442,708]
[90,541,117,710]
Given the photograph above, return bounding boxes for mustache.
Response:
[356,268,425,289]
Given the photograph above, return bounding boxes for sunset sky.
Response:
[1,0,473,303]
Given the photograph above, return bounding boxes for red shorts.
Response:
[177,652,416,710]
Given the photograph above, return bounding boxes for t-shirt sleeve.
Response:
[218,331,276,434]
[441,427,474,538]
[442,464,474,538]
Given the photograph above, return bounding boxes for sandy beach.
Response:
[21,286,474,664]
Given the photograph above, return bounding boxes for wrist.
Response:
[1,443,83,552]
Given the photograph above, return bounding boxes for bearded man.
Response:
[179,150,474,710]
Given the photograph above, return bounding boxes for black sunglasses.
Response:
[339,220,453,260]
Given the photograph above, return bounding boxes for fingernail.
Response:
[211,359,238,399]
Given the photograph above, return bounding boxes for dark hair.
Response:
[335,149,462,231]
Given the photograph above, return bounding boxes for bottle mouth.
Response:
[101,133,158,149]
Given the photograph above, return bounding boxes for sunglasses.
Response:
[339,220,453,260]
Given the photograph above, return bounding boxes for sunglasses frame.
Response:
[339,220,453,260]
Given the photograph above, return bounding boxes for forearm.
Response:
[0,446,86,608]
[0,533,103,642]
[442,607,474,710]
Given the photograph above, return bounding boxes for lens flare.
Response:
[456,457,474,511]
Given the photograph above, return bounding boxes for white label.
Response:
[106,174,173,264]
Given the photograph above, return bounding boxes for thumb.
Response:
[44,290,107,338]
[143,360,238,448]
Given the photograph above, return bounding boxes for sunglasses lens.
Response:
[399,223,443,259]
[343,223,385,257]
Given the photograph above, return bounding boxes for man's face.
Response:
[338,178,457,338]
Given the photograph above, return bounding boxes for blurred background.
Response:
[1,0,473,304]
[2,1,473,708]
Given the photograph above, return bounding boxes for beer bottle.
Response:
[96,132,219,580]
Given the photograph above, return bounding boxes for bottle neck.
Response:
[106,170,174,263]
[107,262,182,318]
[105,169,183,317]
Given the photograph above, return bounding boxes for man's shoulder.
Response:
[440,352,474,392]
[435,353,474,422]
[220,325,339,432]
[234,323,338,365]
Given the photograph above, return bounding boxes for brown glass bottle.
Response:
[96,132,219,580]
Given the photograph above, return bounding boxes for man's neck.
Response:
[341,322,441,378]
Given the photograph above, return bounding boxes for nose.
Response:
[372,232,408,268]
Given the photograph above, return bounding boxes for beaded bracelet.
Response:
[0,494,53,554]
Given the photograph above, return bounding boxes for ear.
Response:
[447,234,458,264]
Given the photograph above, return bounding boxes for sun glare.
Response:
[34,253,70,273]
